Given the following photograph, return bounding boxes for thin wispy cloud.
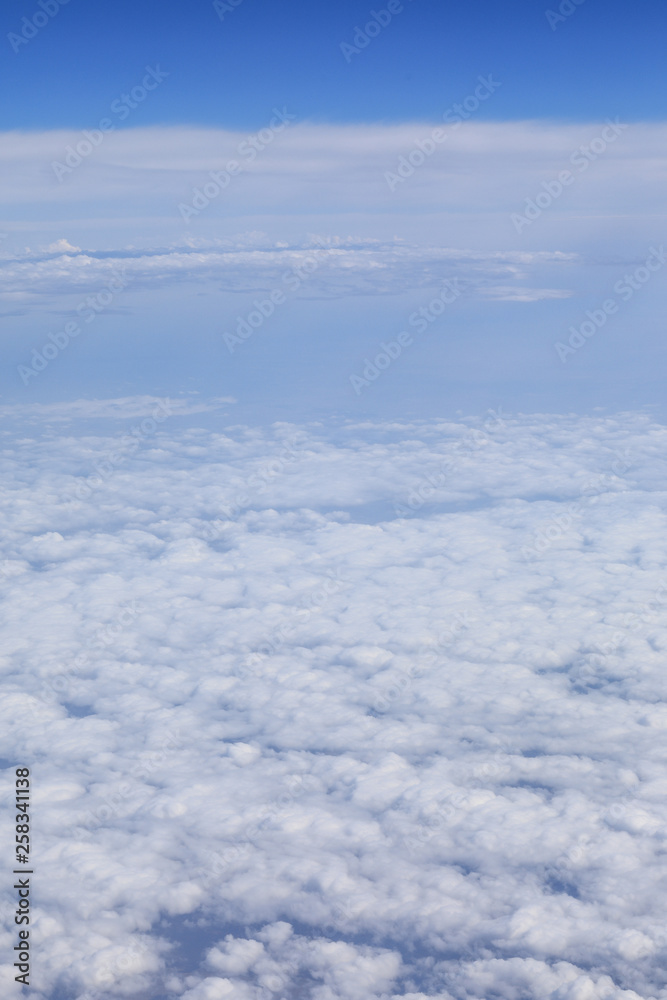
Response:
[0,237,579,299]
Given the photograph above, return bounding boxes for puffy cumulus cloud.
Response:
[0,236,576,301]
[181,978,244,1000]
[198,928,402,999]
[443,958,648,1000]
[3,403,667,997]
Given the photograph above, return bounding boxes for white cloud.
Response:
[0,395,234,423]
[479,285,575,301]
[2,403,667,998]
[0,121,664,254]
[2,122,662,331]
[1,121,663,215]
[181,978,239,1000]
[0,237,577,300]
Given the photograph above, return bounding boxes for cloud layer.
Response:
[1,121,665,253]
[0,237,577,301]
[1,403,667,998]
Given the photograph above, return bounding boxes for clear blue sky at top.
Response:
[2,0,665,130]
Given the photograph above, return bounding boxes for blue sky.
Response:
[1,0,665,423]
[3,0,666,129]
